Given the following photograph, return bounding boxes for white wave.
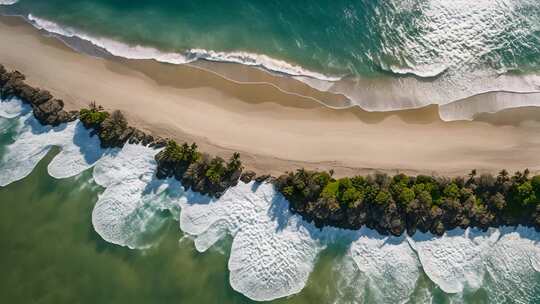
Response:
[408,228,499,294]
[26,14,340,82]
[1,111,540,301]
[332,256,368,303]
[0,113,103,186]
[0,97,27,118]
[24,13,540,121]
[439,91,540,121]
[377,0,540,77]
[322,0,540,117]
[0,0,18,5]
[91,143,181,249]
[349,230,420,303]
[181,181,423,302]
[180,182,325,301]
[484,226,540,303]
[47,123,105,179]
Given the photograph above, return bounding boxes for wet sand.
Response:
[2,15,540,177]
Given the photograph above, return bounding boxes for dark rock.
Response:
[240,170,257,183]
[97,110,131,148]
[67,110,79,122]
[141,134,154,146]
[390,217,405,236]
[33,99,69,126]
[129,129,145,144]
[255,174,271,183]
[32,90,54,106]
[1,71,25,98]
[149,136,167,148]
[431,221,445,236]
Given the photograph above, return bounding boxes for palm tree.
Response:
[227,152,242,173]
[497,169,509,184]
[467,169,477,185]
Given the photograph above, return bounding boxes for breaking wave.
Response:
[0,0,17,5]
[21,13,540,121]
[26,14,341,82]
[1,97,540,302]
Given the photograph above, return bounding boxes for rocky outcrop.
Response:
[0,64,176,151]
[33,99,77,126]
[240,170,257,183]
[0,65,75,126]
[255,174,272,184]
[2,63,540,236]
[155,141,243,198]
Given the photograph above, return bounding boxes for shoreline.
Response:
[2,15,540,177]
[18,11,540,118]
[2,65,540,237]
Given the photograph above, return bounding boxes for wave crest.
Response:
[27,14,341,82]
[0,0,18,6]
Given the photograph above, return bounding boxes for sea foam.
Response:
[349,230,420,302]
[0,97,27,118]
[26,15,340,82]
[1,101,540,301]
[25,13,540,122]
[180,182,325,301]
[484,227,540,303]
[91,143,183,249]
[0,99,103,186]
[0,0,17,5]
[408,228,497,293]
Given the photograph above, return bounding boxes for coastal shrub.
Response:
[275,169,332,211]
[4,65,540,236]
[227,152,242,173]
[375,190,392,205]
[399,187,415,205]
[98,110,131,147]
[155,140,242,197]
[275,168,540,235]
[205,157,227,184]
[163,141,200,167]
[79,107,109,129]
[155,140,201,179]
[532,175,540,195]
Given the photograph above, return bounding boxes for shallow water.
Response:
[2,0,540,117]
[5,0,540,78]
[0,156,487,304]
[1,99,540,303]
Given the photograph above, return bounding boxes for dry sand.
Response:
[2,15,540,177]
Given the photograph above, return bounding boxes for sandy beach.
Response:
[1,15,540,177]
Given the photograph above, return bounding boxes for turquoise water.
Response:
[2,2,540,302]
[1,100,540,303]
[4,0,540,79]
[0,112,495,304]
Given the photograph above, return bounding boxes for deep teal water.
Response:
[1,103,537,304]
[5,0,540,78]
[1,2,540,302]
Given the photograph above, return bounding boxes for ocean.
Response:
[1,97,540,303]
[1,0,540,118]
[1,1,540,303]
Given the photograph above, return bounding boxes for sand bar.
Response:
[1,15,540,177]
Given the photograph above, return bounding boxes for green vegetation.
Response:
[4,64,540,236]
[98,110,130,147]
[79,102,109,129]
[155,140,243,197]
[156,141,201,178]
[79,104,139,148]
[276,169,540,235]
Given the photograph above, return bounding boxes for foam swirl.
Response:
[1,99,540,302]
